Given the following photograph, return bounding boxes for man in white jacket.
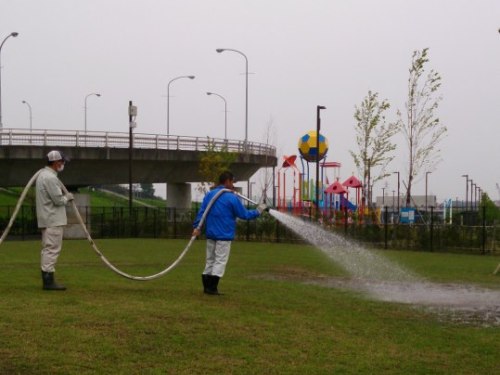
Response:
[36,150,74,291]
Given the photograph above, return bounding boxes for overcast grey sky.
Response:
[2,0,500,203]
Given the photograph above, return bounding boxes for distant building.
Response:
[374,195,437,211]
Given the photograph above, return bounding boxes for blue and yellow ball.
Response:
[298,130,329,162]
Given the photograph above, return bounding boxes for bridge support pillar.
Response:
[64,193,90,239]
[167,183,192,210]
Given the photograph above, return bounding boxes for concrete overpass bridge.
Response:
[0,128,277,207]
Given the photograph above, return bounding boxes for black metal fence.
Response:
[0,205,498,254]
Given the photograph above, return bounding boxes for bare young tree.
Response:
[258,116,277,205]
[350,91,398,207]
[397,48,447,206]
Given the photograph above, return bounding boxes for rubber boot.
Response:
[205,275,221,295]
[41,271,66,291]
[202,274,210,293]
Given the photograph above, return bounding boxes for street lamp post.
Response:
[474,184,480,211]
[0,32,19,129]
[470,180,474,211]
[382,187,386,205]
[84,93,101,141]
[206,92,228,139]
[167,75,195,137]
[21,100,32,131]
[216,48,249,145]
[462,174,469,211]
[477,186,480,211]
[425,171,432,213]
[315,105,326,221]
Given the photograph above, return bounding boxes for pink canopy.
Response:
[342,175,362,188]
[324,180,347,194]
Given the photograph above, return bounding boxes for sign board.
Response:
[400,207,415,224]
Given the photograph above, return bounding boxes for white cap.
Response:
[47,150,69,162]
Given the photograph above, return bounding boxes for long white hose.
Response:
[0,170,41,245]
[0,169,233,281]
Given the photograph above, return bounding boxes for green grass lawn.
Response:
[0,239,498,374]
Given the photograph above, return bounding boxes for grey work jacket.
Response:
[36,167,69,228]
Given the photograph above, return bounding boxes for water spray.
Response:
[0,170,236,281]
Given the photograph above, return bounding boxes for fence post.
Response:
[275,220,280,243]
[153,209,157,238]
[173,208,177,239]
[482,204,486,254]
[344,206,348,234]
[430,206,434,252]
[21,205,25,240]
[134,208,139,237]
[165,208,169,238]
[384,206,388,249]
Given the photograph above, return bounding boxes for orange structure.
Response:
[276,155,301,211]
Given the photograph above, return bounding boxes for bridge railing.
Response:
[0,128,276,157]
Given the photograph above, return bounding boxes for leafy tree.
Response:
[397,48,447,206]
[479,193,500,224]
[197,138,237,194]
[140,183,155,198]
[350,91,398,207]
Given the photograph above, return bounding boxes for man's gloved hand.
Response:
[257,203,269,214]
[65,193,74,201]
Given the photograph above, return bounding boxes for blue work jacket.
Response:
[193,186,260,241]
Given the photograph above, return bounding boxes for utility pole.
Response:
[128,101,137,212]
[315,105,326,221]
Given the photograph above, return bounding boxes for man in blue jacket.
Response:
[193,171,267,295]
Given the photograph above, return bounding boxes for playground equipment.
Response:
[276,130,365,223]
[298,130,329,206]
[298,130,329,162]
[277,155,301,210]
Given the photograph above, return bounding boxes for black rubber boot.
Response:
[205,275,221,295]
[202,274,210,293]
[41,271,66,291]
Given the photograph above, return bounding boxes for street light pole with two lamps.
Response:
[216,48,249,145]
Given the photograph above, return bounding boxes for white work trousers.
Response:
[41,227,64,272]
[203,239,232,277]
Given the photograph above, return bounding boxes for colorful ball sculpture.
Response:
[298,130,329,162]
